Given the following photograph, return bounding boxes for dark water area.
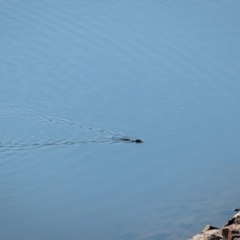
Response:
[1,2,240,240]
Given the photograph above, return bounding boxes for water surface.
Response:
[0,1,240,240]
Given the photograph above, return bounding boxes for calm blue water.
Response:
[1,2,240,239]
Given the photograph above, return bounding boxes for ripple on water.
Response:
[0,105,142,150]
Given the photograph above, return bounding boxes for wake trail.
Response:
[0,105,141,149]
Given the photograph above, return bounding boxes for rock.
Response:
[202,225,219,233]
[190,228,223,240]
[222,212,240,240]
[189,212,240,240]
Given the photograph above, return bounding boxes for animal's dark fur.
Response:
[120,138,143,143]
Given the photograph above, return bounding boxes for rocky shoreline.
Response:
[189,212,240,240]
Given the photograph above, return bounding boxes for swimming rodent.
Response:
[120,138,143,143]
